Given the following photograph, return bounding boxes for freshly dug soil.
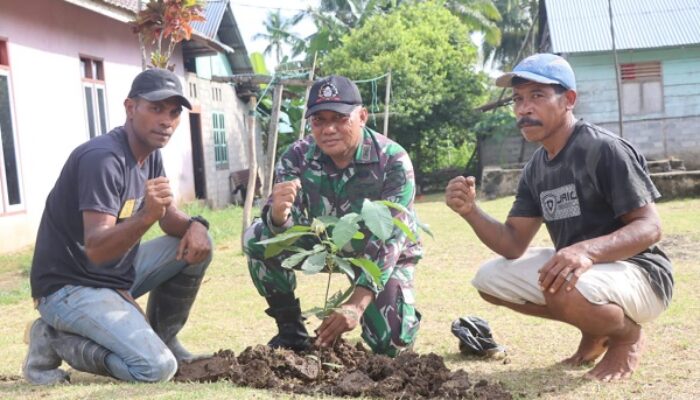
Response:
[174,340,511,399]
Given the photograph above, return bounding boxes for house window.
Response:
[212,87,222,102]
[0,40,24,212]
[80,56,108,138]
[189,82,197,99]
[212,112,228,169]
[621,61,663,115]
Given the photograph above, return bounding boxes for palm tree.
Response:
[253,10,302,64]
[443,0,502,46]
[481,0,539,70]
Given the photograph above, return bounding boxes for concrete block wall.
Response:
[188,75,251,209]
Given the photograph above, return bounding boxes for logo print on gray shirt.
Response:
[540,184,581,221]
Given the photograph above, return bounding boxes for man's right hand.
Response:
[270,179,301,226]
[445,176,477,217]
[141,177,173,225]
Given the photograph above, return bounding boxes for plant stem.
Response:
[324,269,332,312]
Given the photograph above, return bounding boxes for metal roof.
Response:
[190,0,228,40]
[545,0,700,53]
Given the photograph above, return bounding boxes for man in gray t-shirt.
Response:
[445,54,672,382]
[23,69,213,385]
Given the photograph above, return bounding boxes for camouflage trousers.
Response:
[243,219,421,357]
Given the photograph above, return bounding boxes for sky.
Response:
[230,0,320,69]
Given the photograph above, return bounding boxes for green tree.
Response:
[322,1,489,175]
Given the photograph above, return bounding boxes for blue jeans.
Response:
[36,235,211,382]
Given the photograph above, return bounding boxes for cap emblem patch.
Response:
[318,83,339,102]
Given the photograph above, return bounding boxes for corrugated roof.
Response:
[190,0,228,40]
[546,0,700,53]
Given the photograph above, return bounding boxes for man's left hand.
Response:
[176,221,211,264]
[538,246,593,294]
[314,304,362,348]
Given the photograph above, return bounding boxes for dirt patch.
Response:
[174,340,511,399]
[660,234,699,261]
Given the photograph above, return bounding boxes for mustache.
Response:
[516,117,543,127]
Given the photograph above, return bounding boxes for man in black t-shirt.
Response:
[445,54,673,382]
[23,69,213,384]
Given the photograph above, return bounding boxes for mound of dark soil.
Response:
[174,340,511,399]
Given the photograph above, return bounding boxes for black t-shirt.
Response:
[510,120,673,305]
[30,127,165,298]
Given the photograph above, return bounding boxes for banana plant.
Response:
[256,199,432,319]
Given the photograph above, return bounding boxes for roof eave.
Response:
[62,0,134,23]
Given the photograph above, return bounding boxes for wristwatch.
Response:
[189,215,210,230]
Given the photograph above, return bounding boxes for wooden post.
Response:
[383,70,392,137]
[263,83,284,200]
[608,0,624,138]
[241,95,258,248]
[298,52,317,140]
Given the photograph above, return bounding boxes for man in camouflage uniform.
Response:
[243,75,422,356]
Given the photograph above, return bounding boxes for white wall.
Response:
[0,0,195,252]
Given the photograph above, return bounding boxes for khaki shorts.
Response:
[471,247,666,324]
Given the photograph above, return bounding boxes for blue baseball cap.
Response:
[496,53,576,91]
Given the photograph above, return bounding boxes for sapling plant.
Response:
[256,199,432,320]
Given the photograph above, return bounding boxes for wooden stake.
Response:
[383,70,392,137]
[299,52,317,140]
[263,84,284,200]
[241,95,258,249]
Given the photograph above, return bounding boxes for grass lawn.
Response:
[0,196,698,399]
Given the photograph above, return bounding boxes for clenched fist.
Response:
[141,177,172,224]
[270,179,301,226]
[445,176,477,217]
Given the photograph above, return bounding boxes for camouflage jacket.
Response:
[262,127,423,293]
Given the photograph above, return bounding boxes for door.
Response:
[189,113,206,199]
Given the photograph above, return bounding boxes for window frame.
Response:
[620,61,664,116]
[212,112,228,169]
[80,56,109,138]
[0,40,25,214]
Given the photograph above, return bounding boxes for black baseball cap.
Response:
[305,75,363,118]
[127,68,192,109]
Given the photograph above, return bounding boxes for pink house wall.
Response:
[0,0,196,252]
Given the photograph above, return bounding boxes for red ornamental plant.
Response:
[131,0,206,70]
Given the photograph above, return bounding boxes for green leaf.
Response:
[256,231,312,246]
[332,219,359,249]
[352,231,365,240]
[378,200,410,215]
[281,245,324,269]
[349,258,383,288]
[263,243,285,259]
[286,225,312,233]
[301,251,328,275]
[303,306,332,319]
[334,257,355,280]
[281,251,309,269]
[361,199,394,241]
[317,216,340,225]
[341,212,362,224]
[392,217,417,243]
[249,52,269,75]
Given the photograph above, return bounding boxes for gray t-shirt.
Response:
[30,127,165,298]
[509,120,673,305]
